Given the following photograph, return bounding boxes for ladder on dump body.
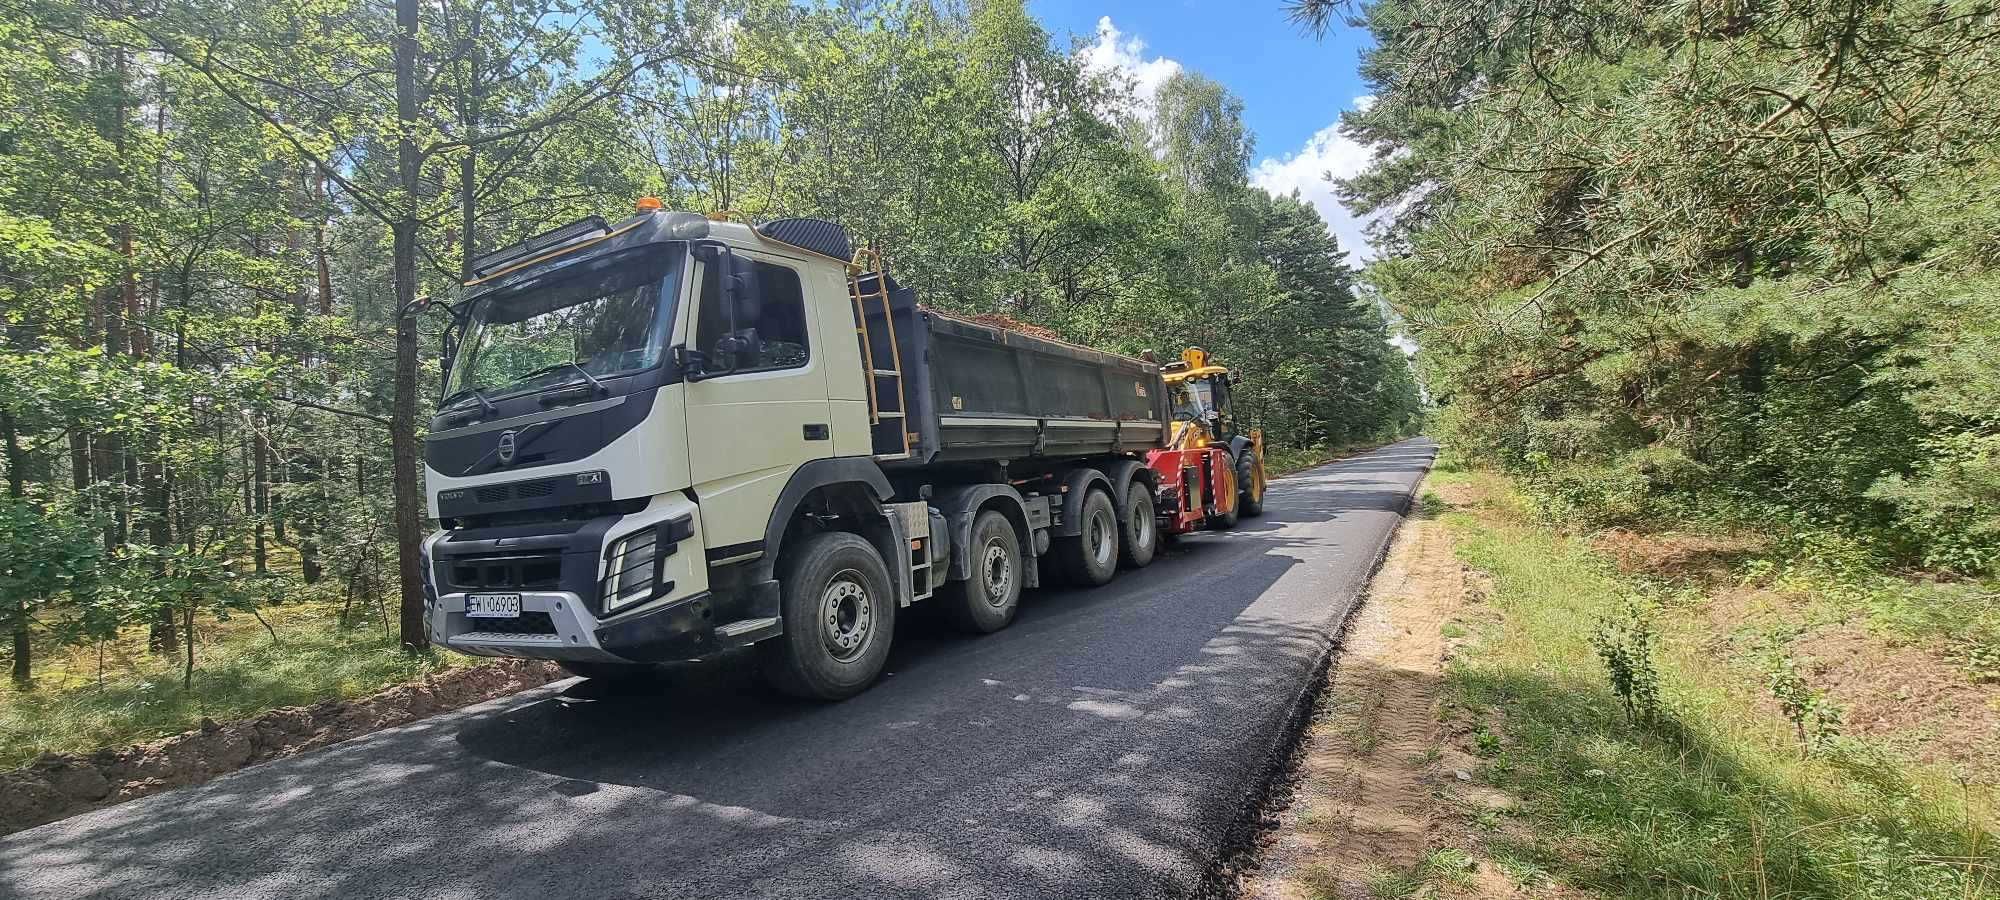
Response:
[848,248,912,460]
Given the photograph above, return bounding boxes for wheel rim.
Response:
[1088,506,1115,568]
[981,539,1013,608]
[818,570,873,662]
[1131,497,1154,549]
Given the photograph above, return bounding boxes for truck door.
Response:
[682,251,833,554]
[1209,375,1239,446]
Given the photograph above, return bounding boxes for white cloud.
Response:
[1081,16,1182,121]
[1251,99,1378,262]
[1080,22,1378,264]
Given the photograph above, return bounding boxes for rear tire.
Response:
[1237,453,1265,518]
[940,510,1022,633]
[1055,487,1120,586]
[1118,484,1157,569]
[759,531,896,700]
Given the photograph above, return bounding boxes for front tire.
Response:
[941,510,1022,634]
[1237,453,1265,518]
[1055,487,1120,586]
[759,531,896,700]
[1118,484,1157,569]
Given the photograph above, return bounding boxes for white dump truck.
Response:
[420,203,1176,699]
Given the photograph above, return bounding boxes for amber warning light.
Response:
[635,196,664,212]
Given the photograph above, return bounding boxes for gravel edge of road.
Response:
[1193,443,1436,900]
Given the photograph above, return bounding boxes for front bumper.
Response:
[429,588,734,663]
[422,493,755,663]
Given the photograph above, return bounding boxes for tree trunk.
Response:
[4,407,31,689]
[315,179,335,316]
[393,0,429,651]
[182,602,195,688]
[96,284,129,554]
[68,431,90,493]
[301,538,323,584]
[252,411,269,576]
[141,459,172,563]
[459,14,482,279]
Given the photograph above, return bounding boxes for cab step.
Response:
[715,616,782,646]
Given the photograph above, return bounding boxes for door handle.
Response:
[803,423,830,441]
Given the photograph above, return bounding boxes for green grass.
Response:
[1429,471,2000,899]
[0,608,460,768]
[1364,848,1478,899]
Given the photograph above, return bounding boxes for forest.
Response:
[1297,0,1998,575]
[0,0,1422,698]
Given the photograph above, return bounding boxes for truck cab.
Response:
[421,208,880,676]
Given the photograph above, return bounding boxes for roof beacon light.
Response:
[635,196,664,212]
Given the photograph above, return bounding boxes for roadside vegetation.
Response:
[0,594,462,769]
[1254,462,1999,899]
[1439,466,1996,898]
[1292,0,1998,589]
[1262,0,2000,889]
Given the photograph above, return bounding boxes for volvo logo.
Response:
[496,429,517,465]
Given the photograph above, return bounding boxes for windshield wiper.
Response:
[440,384,499,419]
[516,361,608,398]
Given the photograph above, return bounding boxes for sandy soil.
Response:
[1240,505,1538,900]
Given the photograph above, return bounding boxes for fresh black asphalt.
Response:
[0,439,1437,900]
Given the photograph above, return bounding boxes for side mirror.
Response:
[694,241,762,358]
[725,261,760,324]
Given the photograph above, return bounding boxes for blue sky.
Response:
[1031,1,1382,260]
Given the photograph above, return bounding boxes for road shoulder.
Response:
[1238,481,1557,900]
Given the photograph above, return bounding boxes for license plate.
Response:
[466,593,522,618]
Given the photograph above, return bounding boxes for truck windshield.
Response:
[444,249,681,409]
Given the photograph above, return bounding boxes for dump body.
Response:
[855,273,1169,465]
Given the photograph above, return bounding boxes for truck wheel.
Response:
[759,531,896,700]
[1237,454,1265,518]
[1056,487,1120,586]
[940,510,1022,633]
[1118,485,1157,569]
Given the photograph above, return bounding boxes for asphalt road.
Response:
[0,439,1436,900]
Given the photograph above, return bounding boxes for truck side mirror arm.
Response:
[674,345,713,381]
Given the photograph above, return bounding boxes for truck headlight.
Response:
[601,529,661,614]
[597,514,694,616]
